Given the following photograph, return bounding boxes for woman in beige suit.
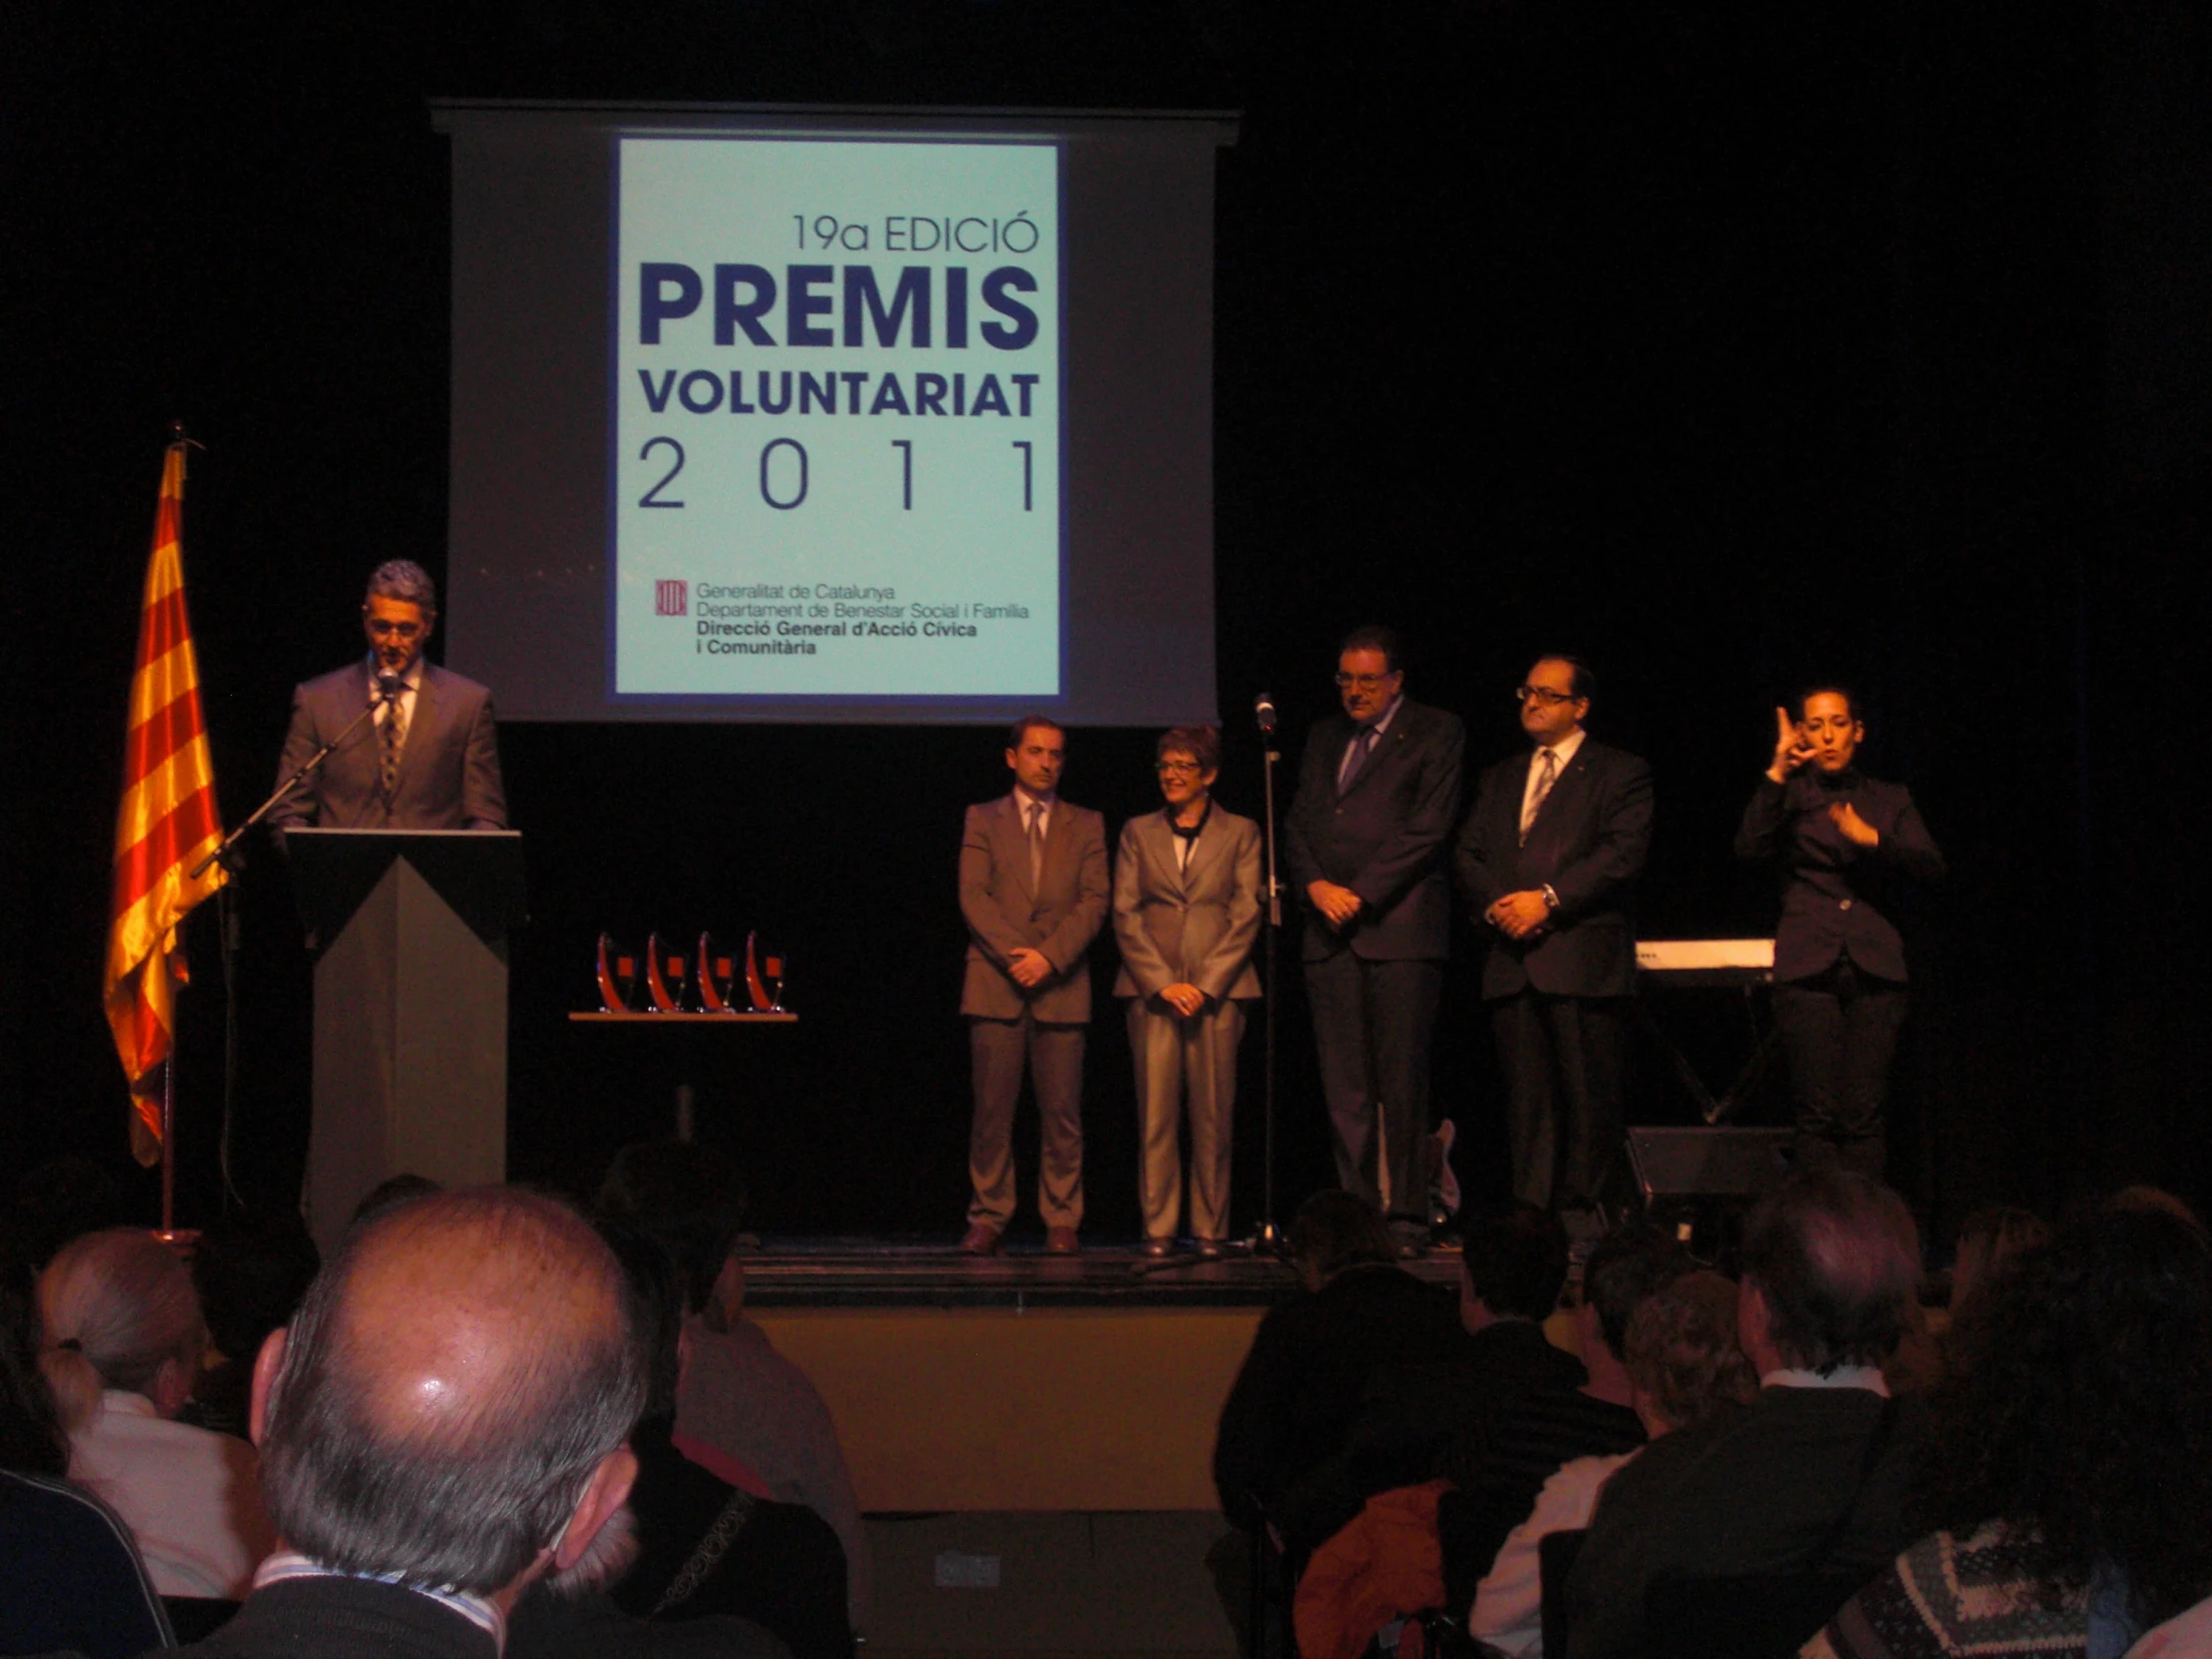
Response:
[1113,725,1264,1255]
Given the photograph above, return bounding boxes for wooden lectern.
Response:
[285,829,526,1255]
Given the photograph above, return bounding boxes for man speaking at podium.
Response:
[272,560,508,831]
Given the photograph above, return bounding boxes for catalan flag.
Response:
[104,440,227,1164]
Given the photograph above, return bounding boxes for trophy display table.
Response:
[568,1009,799,1140]
[287,829,527,1256]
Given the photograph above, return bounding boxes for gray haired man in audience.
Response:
[1563,1168,1930,1659]
[162,1188,646,1659]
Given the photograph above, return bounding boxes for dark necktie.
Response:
[1026,802,1045,887]
[1339,726,1379,794]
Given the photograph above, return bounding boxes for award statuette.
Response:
[744,930,776,1012]
[697,932,741,1013]
[645,933,690,1013]
[595,934,638,1013]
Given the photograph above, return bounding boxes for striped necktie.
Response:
[1520,747,1557,845]
[379,689,407,806]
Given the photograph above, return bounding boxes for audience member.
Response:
[598,1140,872,1636]
[1948,1205,2048,1317]
[1,1252,174,1658]
[177,1214,320,1440]
[1571,1226,1690,1410]
[1212,1190,1462,1548]
[1427,1205,1646,1598]
[596,1219,853,1659]
[1471,1272,1756,1655]
[159,1186,646,1658]
[1807,1202,2212,1658]
[1564,1169,1928,1659]
[1280,1204,1647,1654]
[347,1172,445,1230]
[40,1227,276,1599]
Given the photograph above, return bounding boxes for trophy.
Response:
[595,934,638,1013]
[645,933,690,1013]
[697,931,741,1013]
[744,930,776,1012]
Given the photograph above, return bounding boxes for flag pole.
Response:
[161,1058,178,1239]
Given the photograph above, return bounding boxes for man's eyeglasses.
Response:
[367,619,425,640]
[1514,685,1578,708]
[1156,760,1205,777]
[1334,672,1395,692]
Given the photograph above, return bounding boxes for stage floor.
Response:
[740,1234,1464,1308]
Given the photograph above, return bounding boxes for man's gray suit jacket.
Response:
[272,660,508,831]
[957,794,1109,1023]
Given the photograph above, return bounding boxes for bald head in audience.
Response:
[250,1187,645,1608]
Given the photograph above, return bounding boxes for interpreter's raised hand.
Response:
[1768,706,1815,784]
[1487,889,1552,940]
[1307,879,1364,930]
[1161,982,1208,1019]
[1830,802,1881,847]
[1008,946,1055,988]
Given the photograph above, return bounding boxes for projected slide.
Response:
[613,136,1061,702]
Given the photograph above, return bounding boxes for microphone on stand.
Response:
[1254,691,1278,735]
[376,672,404,705]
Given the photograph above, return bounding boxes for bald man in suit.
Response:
[1112,725,1263,1255]
[958,716,1109,1256]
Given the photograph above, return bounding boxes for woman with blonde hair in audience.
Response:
[1469,1271,1758,1655]
[39,1227,276,1599]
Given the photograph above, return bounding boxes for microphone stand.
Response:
[189,680,392,882]
[1256,704,1283,1254]
[186,681,393,1212]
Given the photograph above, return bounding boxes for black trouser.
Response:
[1305,951,1443,1225]
[1772,958,1909,1178]
[1490,989,1629,1212]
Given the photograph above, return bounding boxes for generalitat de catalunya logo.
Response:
[655,579,688,617]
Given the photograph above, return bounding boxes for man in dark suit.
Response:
[272,560,507,832]
[165,1189,643,1659]
[1563,1169,1928,1659]
[958,716,1110,1256]
[1455,656,1652,1225]
[1736,688,1944,1176]
[1285,625,1464,1251]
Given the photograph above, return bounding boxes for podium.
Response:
[286,829,526,1255]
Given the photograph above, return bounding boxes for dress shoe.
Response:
[1141,1238,1174,1258]
[1045,1226,1082,1256]
[960,1223,1002,1257]
[1388,1220,1429,1260]
[1194,1239,1226,1260]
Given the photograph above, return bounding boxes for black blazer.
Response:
[1735,771,1943,984]
[1455,739,1654,999]
[1284,700,1465,962]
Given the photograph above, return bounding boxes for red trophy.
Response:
[697,931,740,1013]
[595,934,638,1013]
[645,933,690,1013]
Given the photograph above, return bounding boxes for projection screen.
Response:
[434,103,1237,725]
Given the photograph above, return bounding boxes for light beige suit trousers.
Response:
[1111,807,1263,1242]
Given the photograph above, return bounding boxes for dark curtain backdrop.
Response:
[5,2,2207,1241]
